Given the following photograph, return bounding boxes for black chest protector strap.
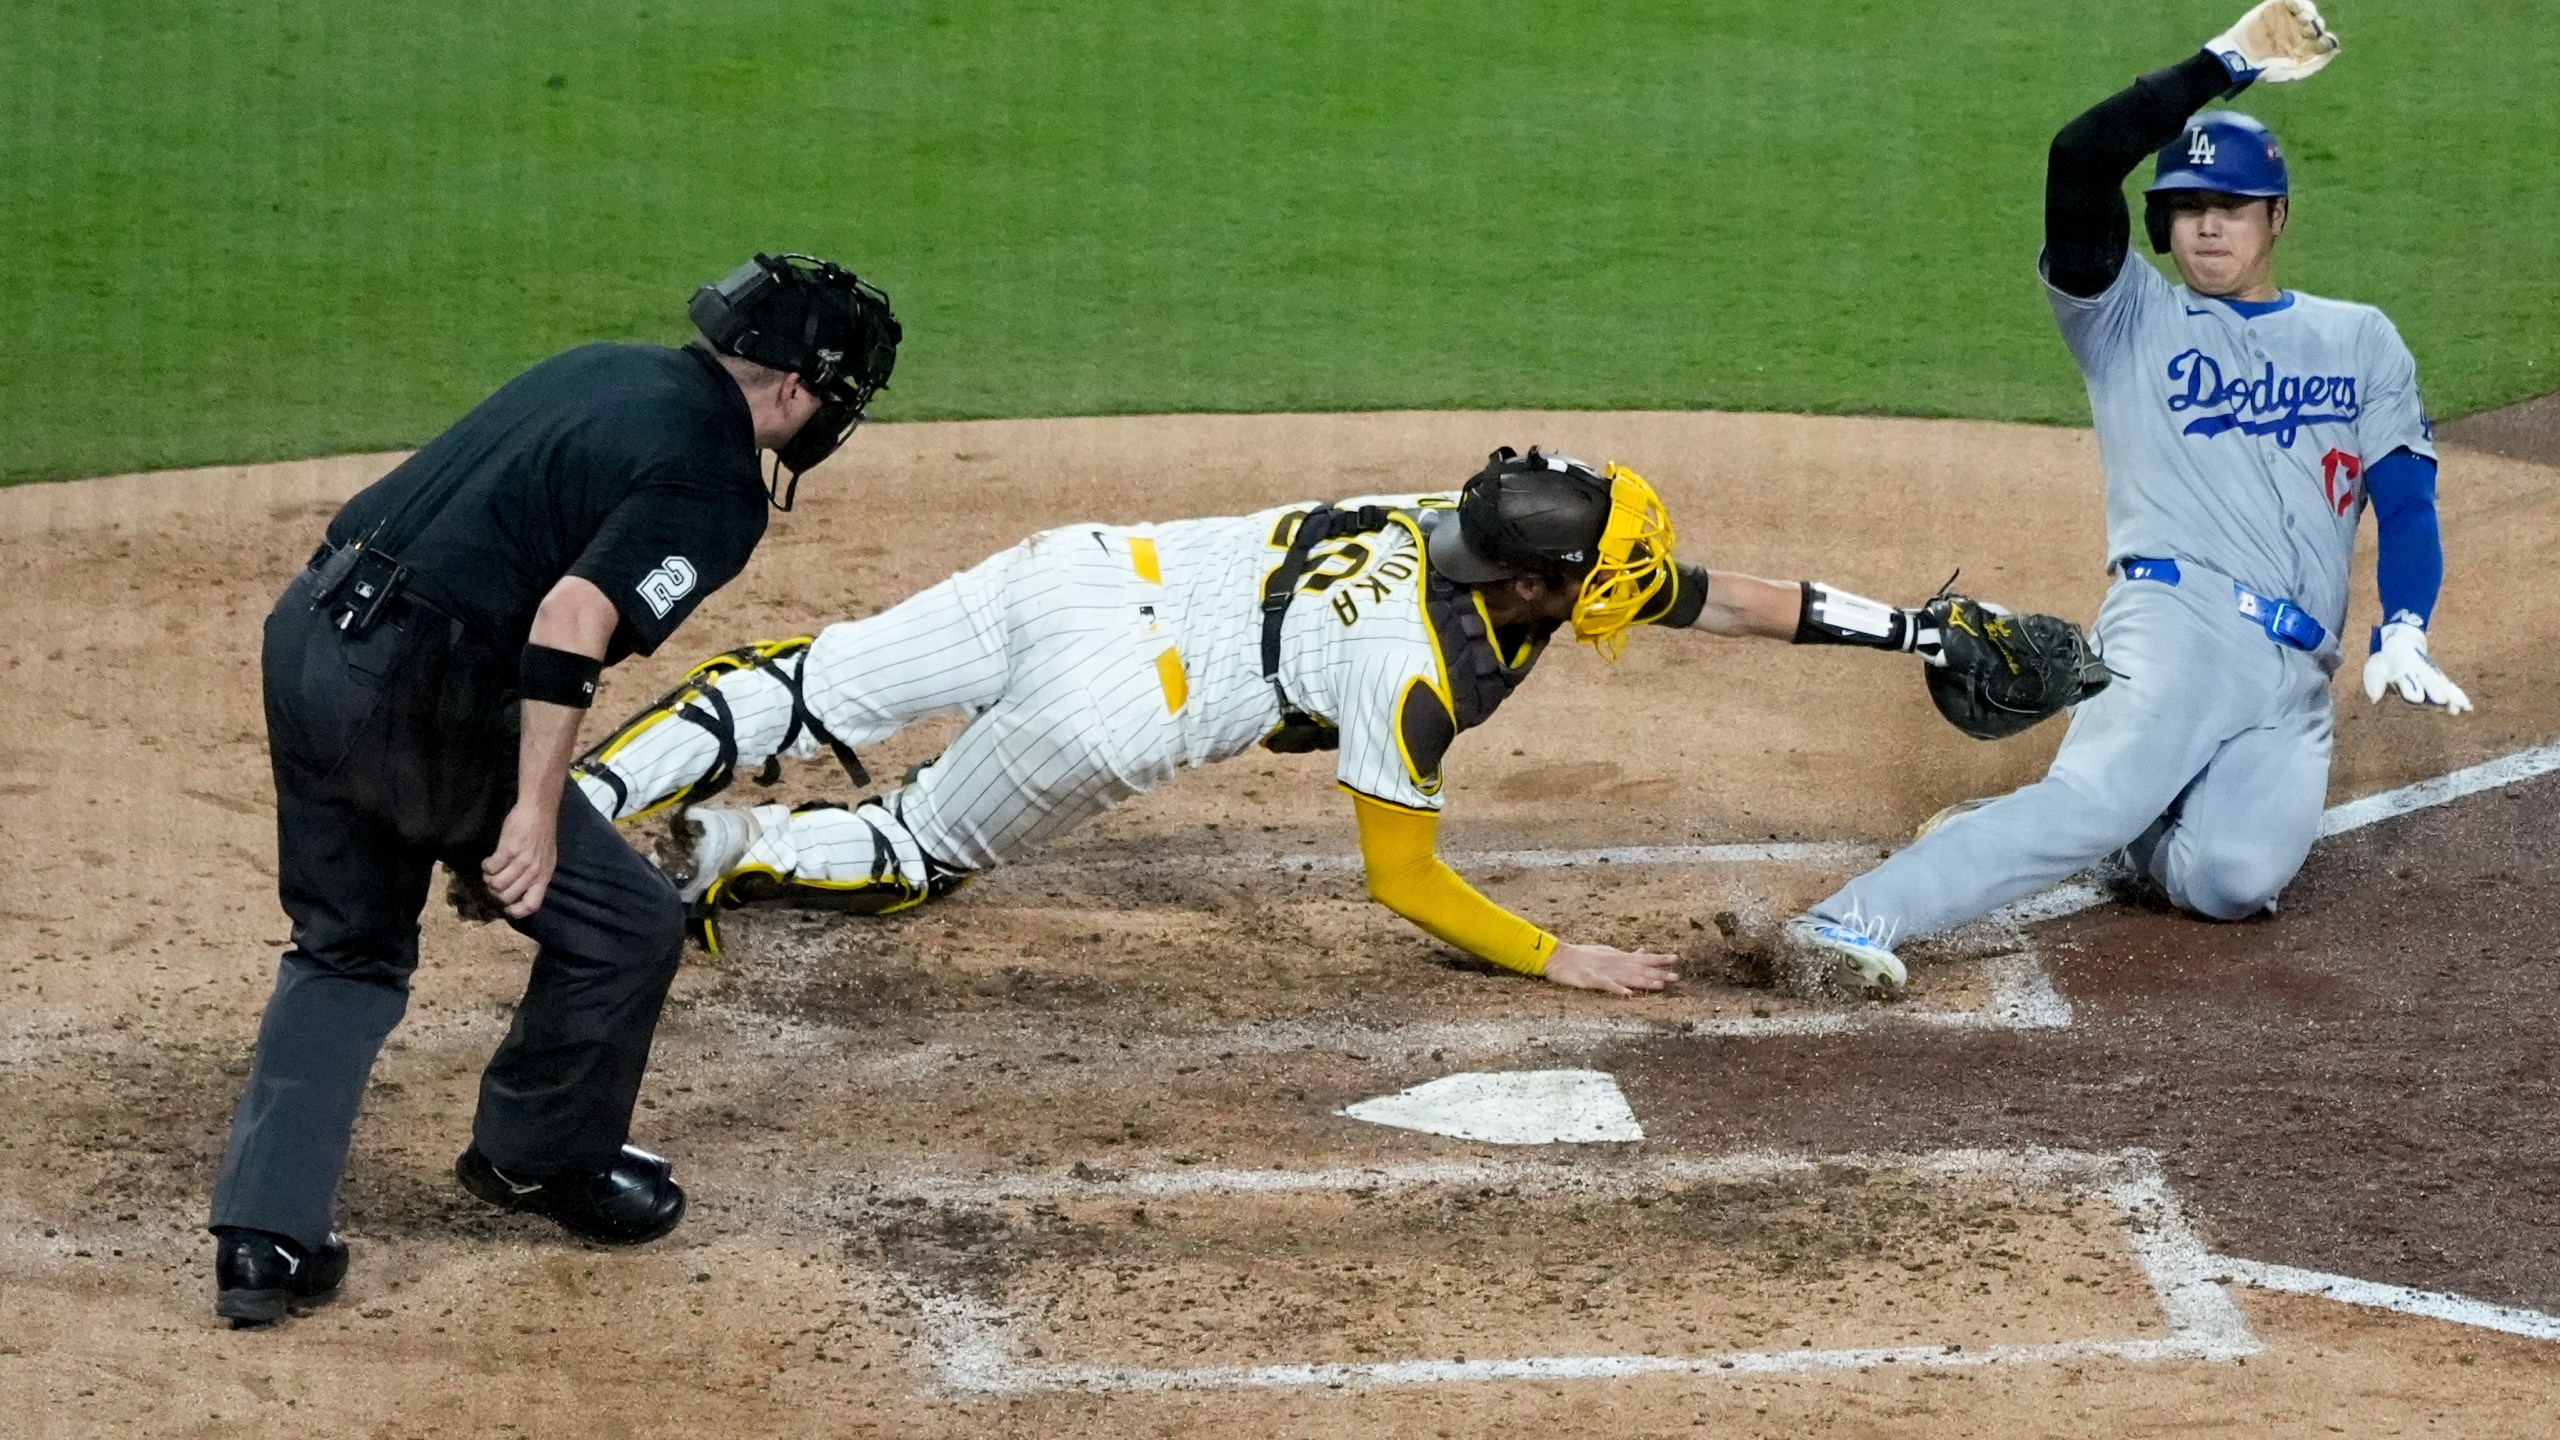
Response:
[1259,505,1395,738]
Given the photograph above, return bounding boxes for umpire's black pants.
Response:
[209,567,684,1251]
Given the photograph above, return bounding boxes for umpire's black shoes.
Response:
[454,1143,687,1245]
[214,1227,348,1329]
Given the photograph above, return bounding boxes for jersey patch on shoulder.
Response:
[1395,676,1457,798]
[636,555,699,618]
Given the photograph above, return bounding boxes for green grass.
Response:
[3,1,2553,481]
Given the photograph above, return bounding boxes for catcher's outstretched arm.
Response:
[1350,791,1556,977]
[1676,569,1924,650]
[1682,570,1804,639]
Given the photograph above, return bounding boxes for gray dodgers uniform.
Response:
[1810,248,2432,940]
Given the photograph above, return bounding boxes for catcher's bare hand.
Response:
[482,799,560,919]
[2210,1,2340,86]
[1545,942,1679,996]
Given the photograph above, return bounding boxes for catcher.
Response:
[565,447,2100,995]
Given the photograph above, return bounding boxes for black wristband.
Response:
[521,642,602,709]
[1792,582,1914,650]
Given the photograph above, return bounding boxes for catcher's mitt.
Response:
[1921,595,2110,740]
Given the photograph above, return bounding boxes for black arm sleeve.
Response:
[2044,50,2236,298]
[1637,563,1712,629]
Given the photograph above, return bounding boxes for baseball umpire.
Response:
[207,254,901,1327]
[1786,1,2466,984]
[565,448,2092,994]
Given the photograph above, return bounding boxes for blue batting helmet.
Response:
[2143,111,2289,252]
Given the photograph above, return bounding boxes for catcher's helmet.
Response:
[2143,111,2289,253]
[1427,446,1677,659]
[1430,447,1611,584]
[689,253,902,507]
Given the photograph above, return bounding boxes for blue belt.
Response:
[2119,556,2326,652]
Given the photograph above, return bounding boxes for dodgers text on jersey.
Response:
[2164,349,2359,447]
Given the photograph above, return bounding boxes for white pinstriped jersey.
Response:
[574,492,1559,880]
[1125,492,1532,812]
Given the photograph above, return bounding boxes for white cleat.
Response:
[1783,916,1908,993]
[655,804,761,904]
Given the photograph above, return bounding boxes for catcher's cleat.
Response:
[213,1227,348,1329]
[1914,796,1993,841]
[686,798,972,953]
[1782,916,1908,994]
[455,1144,686,1247]
[654,804,761,904]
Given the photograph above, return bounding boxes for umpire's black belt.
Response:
[304,540,458,640]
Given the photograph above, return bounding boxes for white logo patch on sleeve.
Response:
[636,556,698,618]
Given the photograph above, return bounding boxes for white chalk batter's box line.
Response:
[53,737,2529,1072]
[950,738,2553,1059]
[689,738,2560,1080]
[890,1146,2560,1397]
[896,1147,2240,1396]
[1038,737,2560,888]
[683,947,2073,1090]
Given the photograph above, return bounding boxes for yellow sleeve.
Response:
[1349,789,1558,977]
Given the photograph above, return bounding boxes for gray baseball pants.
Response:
[1808,566,2335,945]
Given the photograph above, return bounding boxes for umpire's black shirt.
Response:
[327,342,767,661]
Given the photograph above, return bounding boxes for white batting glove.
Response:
[2363,619,2471,714]
[2208,0,2341,87]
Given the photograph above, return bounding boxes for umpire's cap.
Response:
[689,253,901,410]
[691,253,904,508]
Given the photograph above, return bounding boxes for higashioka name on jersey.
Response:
[2165,349,2360,447]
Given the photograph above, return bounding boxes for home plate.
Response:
[1339,1069,1645,1145]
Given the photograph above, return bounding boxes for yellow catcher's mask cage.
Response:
[1569,464,1676,660]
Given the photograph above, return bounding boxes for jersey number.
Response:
[1267,511,1382,595]
[1267,512,1417,626]
[636,556,699,618]
[1301,540,1372,592]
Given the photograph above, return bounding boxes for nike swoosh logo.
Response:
[2185,308,2213,316]
[281,1250,302,1275]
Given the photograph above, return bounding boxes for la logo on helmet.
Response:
[2188,129,2217,165]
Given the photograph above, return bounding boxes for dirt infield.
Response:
[1627,770,2560,1309]
[2442,385,2560,469]
[4,411,2558,1437]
